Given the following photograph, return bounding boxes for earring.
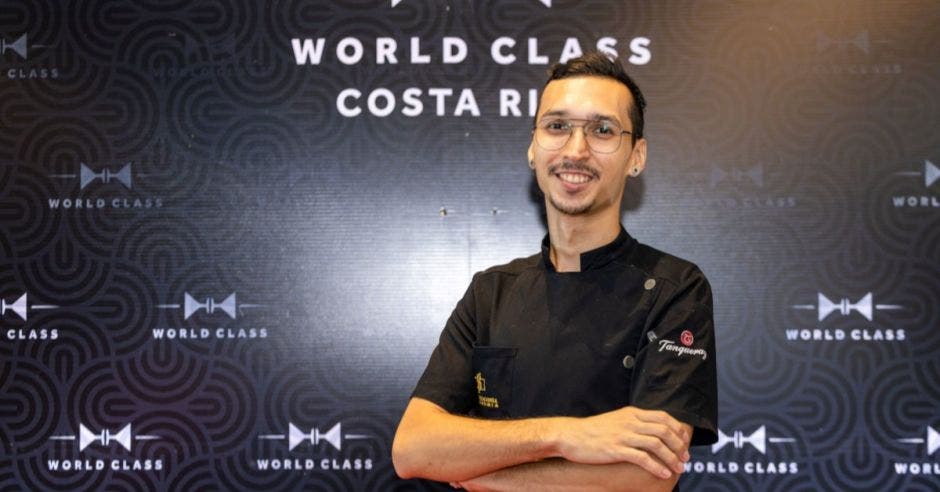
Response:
[529,160,535,169]
[631,168,640,176]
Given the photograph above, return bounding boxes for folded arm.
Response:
[391,397,690,485]
[455,425,692,492]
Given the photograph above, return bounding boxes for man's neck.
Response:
[546,209,621,273]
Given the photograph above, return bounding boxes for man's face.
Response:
[528,76,646,217]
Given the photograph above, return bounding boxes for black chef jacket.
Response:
[412,227,718,446]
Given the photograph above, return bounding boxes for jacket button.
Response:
[622,355,635,369]
[644,278,656,290]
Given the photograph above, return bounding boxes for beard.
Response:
[548,193,594,215]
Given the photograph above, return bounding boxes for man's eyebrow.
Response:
[538,110,621,123]
[539,110,568,119]
[584,112,621,123]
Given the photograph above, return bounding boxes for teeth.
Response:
[558,173,590,184]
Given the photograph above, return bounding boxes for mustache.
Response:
[547,161,600,178]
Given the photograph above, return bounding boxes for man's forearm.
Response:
[459,458,680,492]
[392,398,570,482]
[393,398,690,484]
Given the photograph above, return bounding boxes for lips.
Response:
[549,162,598,190]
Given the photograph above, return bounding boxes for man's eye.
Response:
[544,120,569,132]
[591,123,615,136]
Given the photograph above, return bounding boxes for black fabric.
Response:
[412,227,718,445]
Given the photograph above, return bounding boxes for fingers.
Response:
[621,408,691,475]
[558,406,693,479]
[616,446,675,479]
[633,409,690,448]
[633,409,689,442]
[621,432,685,475]
[630,420,687,457]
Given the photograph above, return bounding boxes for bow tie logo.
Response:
[819,292,873,321]
[80,162,132,189]
[892,160,939,188]
[0,293,28,320]
[709,164,763,188]
[898,426,940,456]
[1,293,58,321]
[50,423,160,452]
[158,292,262,320]
[712,426,795,454]
[924,160,939,187]
[792,292,903,322]
[184,292,237,319]
[1,33,28,59]
[258,422,371,451]
[816,31,871,54]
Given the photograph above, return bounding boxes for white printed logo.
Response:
[657,339,707,360]
[0,293,28,320]
[258,422,370,451]
[686,422,800,475]
[897,426,940,456]
[50,423,160,451]
[894,160,939,188]
[158,292,263,320]
[712,426,796,455]
[1,34,28,59]
[1,293,58,321]
[709,163,763,188]
[792,292,902,321]
[51,162,133,190]
[816,31,883,54]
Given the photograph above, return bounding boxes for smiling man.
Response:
[392,52,718,491]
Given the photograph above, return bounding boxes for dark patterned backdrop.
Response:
[0,0,938,490]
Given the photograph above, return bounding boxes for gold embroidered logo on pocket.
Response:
[475,372,499,408]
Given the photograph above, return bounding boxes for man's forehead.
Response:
[539,76,633,124]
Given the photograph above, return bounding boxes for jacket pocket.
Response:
[470,346,517,418]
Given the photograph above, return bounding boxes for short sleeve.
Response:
[630,269,718,446]
[410,279,478,414]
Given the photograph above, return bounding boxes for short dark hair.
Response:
[544,51,646,142]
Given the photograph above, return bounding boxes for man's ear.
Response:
[527,144,535,169]
[628,138,647,177]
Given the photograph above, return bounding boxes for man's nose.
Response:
[562,127,591,159]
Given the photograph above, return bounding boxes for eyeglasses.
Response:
[533,118,633,154]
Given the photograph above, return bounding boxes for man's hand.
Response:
[555,406,691,479]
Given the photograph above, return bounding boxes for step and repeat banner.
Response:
[0,0,938,490]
